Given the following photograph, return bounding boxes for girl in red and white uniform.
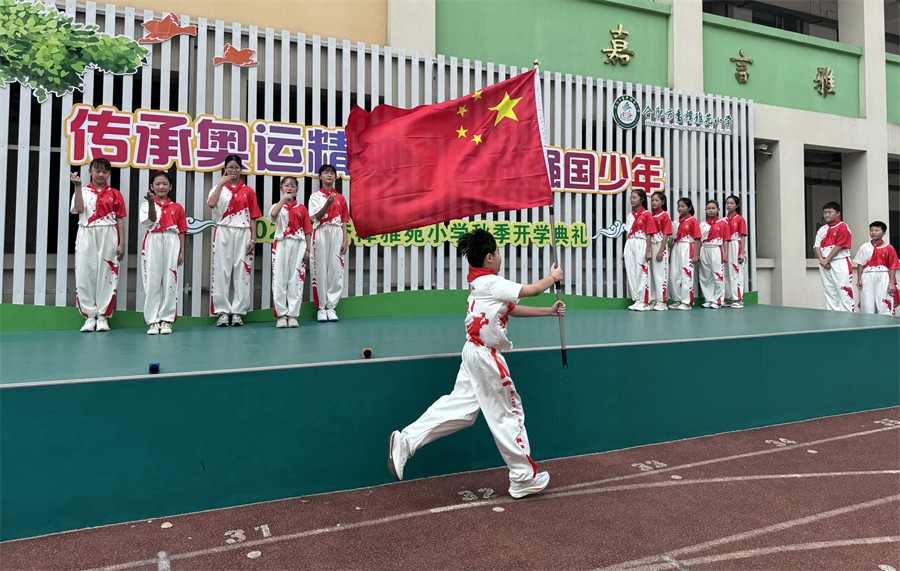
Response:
[649,192,672,311]
[669,197,702,310]
[813,202,854,312]
[270,177,312,328]
[624,190,658,311]
[140,171,187,335]
[69,158,126,333]
[724,195,748,309]
[207,154,262,327]
[699,200,728,308]
[308,164,350,323]
[852,221,899,316]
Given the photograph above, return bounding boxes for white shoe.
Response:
[159,322,172,335]
[147,323,160,335]
[674,302,692,310]
[276,316,288,328]
[653,301,668,311]
[627,301,639,311]
[287,317,299,328]
[701,302,711,308]
[231,315,244,326]
[326,309,339,322]
[388,430,410,481]
[632,302,651,312]
[95,316,110,332]
[708,303,720,309]
[215,313,230,327]
[80,317,97,332]
[731,301,744,309]
[509,471,551,499]
[317,309,328,323]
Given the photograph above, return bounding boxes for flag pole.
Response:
[535,60,568,369]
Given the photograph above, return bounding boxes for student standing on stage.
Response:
[669,197,702,310]
[699,200,728,309]
[649,192,672,311]
[853,221,899,316]
[387,229,565,499]
[140,171,187,335]
[270,177,312,328]
[724,195,748,309]
[624,190,658,311]
[70,158,126,332]
[207,154,262,327]
[308,164,350,323]
[813,202,855,312]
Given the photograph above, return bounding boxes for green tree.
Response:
[0,0,148,102]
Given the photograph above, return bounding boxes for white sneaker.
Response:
[701,302,712,308]
[317,309,328,323]
[159,322,172,334]
[708,303,720,309]
[388,430,410,481]
[674,302,692,310]
[231,315,244,326]
[276,316,288,328]
[632,302,651,312]
[80,317,97,332]
[147,323,160,335]
[731,301,744,309]
[627,301,640,311]
[287,317,299,328]
[215,313,230,327]
[653,301,668,311]
[326,309,339,322]
[509,471,551,499]
[95,316,110,332]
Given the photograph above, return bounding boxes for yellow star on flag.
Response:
[472,134,483,145]
[472,91,483,100]
[456,105,468,117]
[456,126,468,138]
[488,92,522,126]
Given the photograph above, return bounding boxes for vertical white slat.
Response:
[327,37,337,129]
[395,48,407,292]
[175,16,190,317]
[543,71,559,284]
[613,80,625,297]
[340,39,353,296]
[367,43,380,294]
[572,75,584,295]
[715,95,725,200]
[604,79,615,296]
[458,58,471,287]
[592,77,603,296]
[32,86,53,305]
[408,51,420,291]
[745,100,757,290]
[12,78,33,302]
[435,54,446,291]
[381,46,393,294]
[0,85,9,302]
[582,76,594,297]
[662,87,672,197]
[689,94,700,214]
[562,73,573,295]
[447,56,458,290]
[423,54,435,290]
[134,8,154,312]
[297,33,308,124]
[191,17,209,317]
[258,26,273,310]
[311,35,322,124]
[730,97,739,215]
[706,96,718,207]
[353,41,365,298]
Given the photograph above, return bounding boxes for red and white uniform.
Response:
[271,201,312,319]
[650,208,672,304]
[814,221,854,312]
[71,183,126,319]
[400,267,539,485]
[308,190,350,311]
[699,217,728,307]
[725,213,748,303]
[624,208,658,303]
[669,214,701,305]
[852,240,899,316]
[140,198,187,324]
[208,180,262,316]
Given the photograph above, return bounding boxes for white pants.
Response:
[699,244,725,307]
[859,272,895,316]
[624,237,650,303]
[649,245,668,303]
[669,241,695,305]
[272,237,307,318]
[210,225,254,316]
[142,232,180,324]
[725,241,743,302]
[75,225,119,318]
[820,257,855,312]
[311,225,344,310]
[401,343,538,483]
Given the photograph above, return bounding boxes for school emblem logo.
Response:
[612,95,641,130]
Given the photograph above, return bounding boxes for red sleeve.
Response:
[643,211,658,234]
[690,219,701,239]
[339,194,350,222]
[114,189,127,217]
[837,225,852,249]
[246,188,263,219]
[301,206,313,234]
[738,215,747,236]
[662,214,672,236]
[888,247,900,270]
[175,204,188,233]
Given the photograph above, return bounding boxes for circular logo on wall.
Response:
[612,95,641,130]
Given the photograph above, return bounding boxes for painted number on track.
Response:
[224,524,272,544]
[631,460,667,472]
[874,419,900,427]
[458,488,495,502]
[765,438,797,447]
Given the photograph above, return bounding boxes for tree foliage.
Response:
[0,0,148,102]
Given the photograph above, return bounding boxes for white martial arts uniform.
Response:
[140,198,187,324]
[814,221,855,312]
[308,190,350,311]
[699,217,728,307]
[670,215,701,305]
[624,208,658,303]
[400,267,539,485]
[71,183,126,319]
[208,181,262,317]
[271,200,312,319]
[650,208,672,304]
[852,240,899,316]
[725,213,747,303]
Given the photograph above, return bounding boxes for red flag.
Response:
[345,68,551,238]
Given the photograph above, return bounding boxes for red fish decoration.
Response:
[138,13,198,44]
[213,44,260,67]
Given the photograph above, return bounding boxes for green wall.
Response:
[887,54,900,124]
[703,14,861,117]
[435,0,670,86]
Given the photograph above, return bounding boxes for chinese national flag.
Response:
[345,68,551,238]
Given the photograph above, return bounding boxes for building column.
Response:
[657,0,704,92]
[387,0,435,57]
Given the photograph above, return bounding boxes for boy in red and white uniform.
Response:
[852,221,899,316]
[308,164,350,323]
[724,195,748,309]
[813,202,854,312]
[669,197,702,310]
[699,200,728,308]
[270,177,312,328]
[387,229,565,499]
[649,192,673,311]
[69,158,126,332]
[624,190,658,311]
[207,154,262,326]
[140,171,187,335]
